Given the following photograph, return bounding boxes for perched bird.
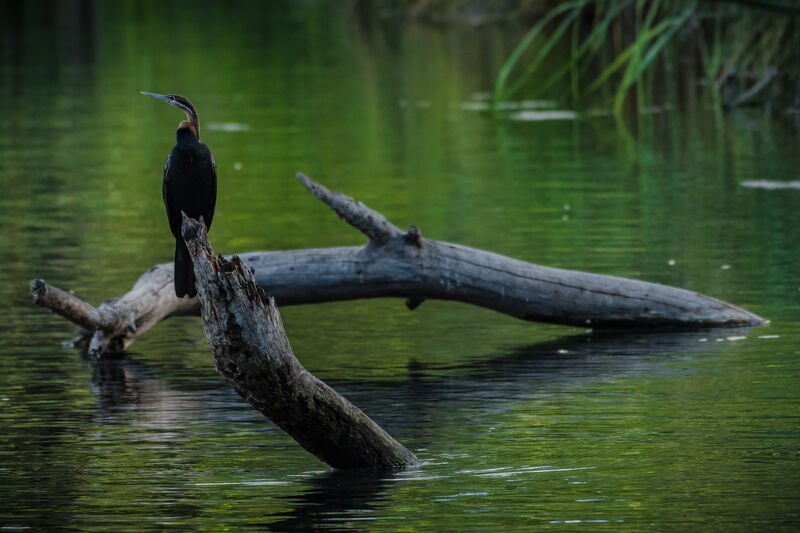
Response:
[141,92,217,298]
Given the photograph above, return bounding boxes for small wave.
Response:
[206,122,250,132]
[509,110,577,121]
[741,180,800,190]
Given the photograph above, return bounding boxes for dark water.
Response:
[1,2,799,530]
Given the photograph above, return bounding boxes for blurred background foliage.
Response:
[352,0,800,116]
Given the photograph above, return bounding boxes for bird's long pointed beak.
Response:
[140,91,171,102]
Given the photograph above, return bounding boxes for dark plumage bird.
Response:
[141,92,217,298]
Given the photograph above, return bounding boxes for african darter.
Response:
[141,92,217,298]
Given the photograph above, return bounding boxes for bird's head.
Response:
[140,92,200,139]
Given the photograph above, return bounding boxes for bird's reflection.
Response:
[88,356,220,434]
[90,357,152,415]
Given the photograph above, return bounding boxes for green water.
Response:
[1,2,799,530]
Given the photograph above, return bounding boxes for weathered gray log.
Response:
[181,215,419,469]
[30,173,766,357]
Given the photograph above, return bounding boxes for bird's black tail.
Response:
[174,238,197,298]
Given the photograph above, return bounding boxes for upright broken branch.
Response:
[30,173,766,357]
[296,173,398,245]
[181,216,419,469]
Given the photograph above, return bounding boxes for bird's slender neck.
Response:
[177,112,199,140]
[174,98,200,140]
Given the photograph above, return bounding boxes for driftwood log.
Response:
[30,173,766,358]
[180,215,418,468]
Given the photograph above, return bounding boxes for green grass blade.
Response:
[530,0,637,101]
[503,3,586,99]
[612,2,697,115]
[493,0,585,105]
[587,5,691,95]
[634,2,697,81]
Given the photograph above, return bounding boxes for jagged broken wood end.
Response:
[180,215,420,469]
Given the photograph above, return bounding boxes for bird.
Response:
[141,92,217,298]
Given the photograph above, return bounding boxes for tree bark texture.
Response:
[181,216,419,468]
[30,173,766,358]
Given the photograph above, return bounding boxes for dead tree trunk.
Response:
[30,173,766,357]
[181,215,418,468]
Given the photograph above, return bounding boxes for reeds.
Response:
[493,0,800,115]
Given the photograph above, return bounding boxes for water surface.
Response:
[1,2,798,531]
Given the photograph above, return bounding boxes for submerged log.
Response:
[180,215,418,468]
[30,173,766,357]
